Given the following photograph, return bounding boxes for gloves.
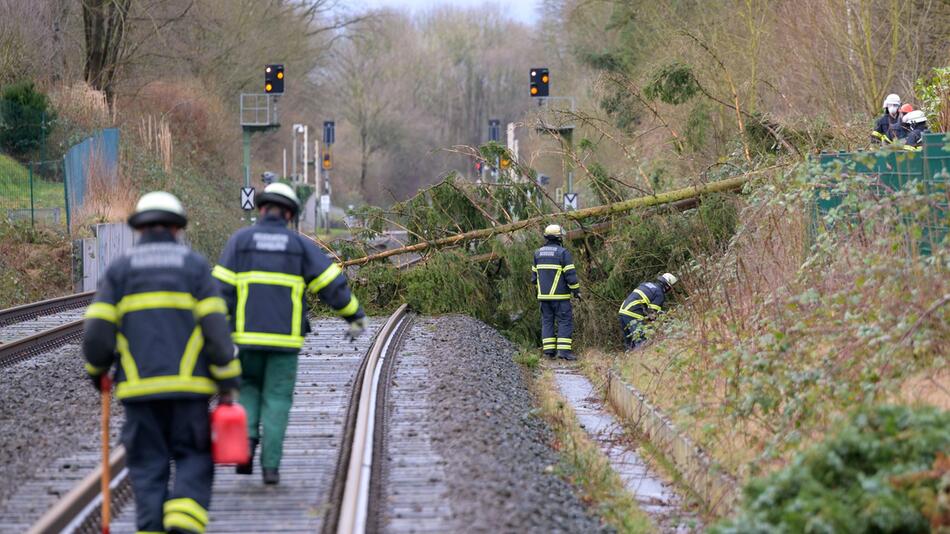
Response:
[572,290,581,300]
[344,317,367,342]
[218,389,239,405]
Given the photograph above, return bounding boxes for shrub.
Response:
[0,81,54,156]
[712,405,950,534]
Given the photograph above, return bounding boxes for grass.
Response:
[532,368,655,533]
[0,153,65,212]
[582,167,950,485]
[0,221,72,308]
[513,349,540,369]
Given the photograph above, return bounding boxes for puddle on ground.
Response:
[553,368,702,533]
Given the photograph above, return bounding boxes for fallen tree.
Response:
[342,174,752,267]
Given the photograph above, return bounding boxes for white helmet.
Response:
[257,182,300,216]
[659,273,678,288]
[543,224,564,237]
[128,191,187,229]
[902,110,927,125]
[883,94,901,108]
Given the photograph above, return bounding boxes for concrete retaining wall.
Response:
[605,370,738,516]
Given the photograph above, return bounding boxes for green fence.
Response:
[815,132,949,254]
[0,154,68,228]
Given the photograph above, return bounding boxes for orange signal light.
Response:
[530,87,538,95]
[265,83,273,92]
[541,75,549,83]
[276,72,283,80]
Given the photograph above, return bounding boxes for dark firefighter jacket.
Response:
[82,231,239,401]
[874,113,904,142]
[618,280,666,321]
[212,214,365,351]
[904,125,930,147]
[530,238,580,300]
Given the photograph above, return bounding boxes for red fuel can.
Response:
[210,402,250,465]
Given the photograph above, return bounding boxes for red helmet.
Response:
[899,104,914,114]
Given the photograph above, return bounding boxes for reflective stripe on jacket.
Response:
[81,232,239,401]
[618,281,665,320]
[213,214,365,351]
[530,238,579,300]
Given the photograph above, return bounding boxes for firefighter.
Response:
[213,182,366,485]
[902,110,930,148]
[531,224,580,360]
[873,94,904,144]
[618,273,677,350]
[83,191,239,534]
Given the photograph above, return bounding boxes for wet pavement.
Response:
[553,368,702,532]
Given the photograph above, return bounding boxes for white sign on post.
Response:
[241,187,255,210]
[320,194,330,214]
[563,193,578,211]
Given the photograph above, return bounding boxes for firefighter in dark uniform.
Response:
[531,224,580,360]
[618,273,677,350]
[83,191,240,534]
[212,182,366,485]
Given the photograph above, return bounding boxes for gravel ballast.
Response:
[385,315,610,533]
[0,343,123,522]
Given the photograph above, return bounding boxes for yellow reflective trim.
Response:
[232,271,305,340]
[556,338,572,343]
[338,295,360,317]
[308,263,342,293]
[194,297,227,319]
[164,497,208,526]
[116,376,217,399]
[568,283,580,289]
[117,334,139,382]
[164,511,205,534]
[117,292,195,316]
[563,264,576,271]
[535,264,563,270]
[537,294,571,300]
[210,359,242,380]
[542,337,556,342]
[85,362,107,375]
[619,309,646,320]
[179,327,204,378]
[531,266,537,272]
[549,270,562,296]
[232,332,305,349]
[85,302,117,323]
[211,265,236,285]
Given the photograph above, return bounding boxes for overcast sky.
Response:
[357,0,541,25]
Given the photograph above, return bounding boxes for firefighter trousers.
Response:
[238,349,299,469]
[619,315,647,350]
[540,300,573,355]
[122,398,212,534]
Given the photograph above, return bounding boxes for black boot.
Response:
[543,351,557,359]
[558,350,576,361]
[263,467,280,485]
[236,438,258,475]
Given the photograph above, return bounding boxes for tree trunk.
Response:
[342,174,751,267]
[82,0,131,105]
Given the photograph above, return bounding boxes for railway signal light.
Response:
[322,152,332,170]
[500,156,511,169]
[488,119,500,142]
[530,67,549,97]
[265,64,284,94]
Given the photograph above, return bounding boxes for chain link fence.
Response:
[0,155,67,228]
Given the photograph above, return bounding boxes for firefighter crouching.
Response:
[82,192,240,534]
[618,273,677,350]
[213,183,366,485]
[531,224,580,360]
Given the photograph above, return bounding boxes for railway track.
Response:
[0,293,93,369]
[26,306,412,534]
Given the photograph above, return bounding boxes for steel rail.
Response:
[0,319,84,369]
[330,304,411,534]
[0,291,94,327]
[30,307,411,534]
